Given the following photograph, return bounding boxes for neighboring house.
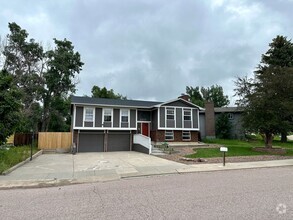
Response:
[71,95,202,153]
[199,103,244,139]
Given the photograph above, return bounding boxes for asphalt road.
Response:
[0,167,292,220]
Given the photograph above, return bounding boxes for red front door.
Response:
[142,123,149,137]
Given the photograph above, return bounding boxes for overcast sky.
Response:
[1,0,292,104]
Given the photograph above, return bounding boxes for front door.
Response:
[142,123,149,137]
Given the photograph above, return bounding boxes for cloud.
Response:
[0,0,292,103]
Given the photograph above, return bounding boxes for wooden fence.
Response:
[14,133,38,146]
[38,132,72,150]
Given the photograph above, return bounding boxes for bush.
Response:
[216,113,232,139]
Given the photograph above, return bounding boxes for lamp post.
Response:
[30,129,34,161]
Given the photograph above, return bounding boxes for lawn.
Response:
[185,138,293,158]
[0,145,39,174]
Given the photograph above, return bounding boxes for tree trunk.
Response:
[264,132,273,148]
[281,132,287,143]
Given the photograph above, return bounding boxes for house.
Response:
[71,95,202,153]
[199,103,244,139]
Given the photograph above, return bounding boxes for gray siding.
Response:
[176,108,182,128]
[130,110,136,128]
[75,106,83,127]
[103,122,111,127]
[199,113,206,139]
[184,120,192,128]
[215,112,244,139]
[159,107,165,127]
[84,122,93,127]
[167,120,175,128]
[95,108,102,127]
[163,100,194,108]
[113,109,120,128]
[192,109,198,129]
[152,109,158,130]
[137,110,151,121]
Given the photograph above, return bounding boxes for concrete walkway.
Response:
[0,151,292,189]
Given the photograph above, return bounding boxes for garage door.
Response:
[78,132,104,152]
[108,132,131,151]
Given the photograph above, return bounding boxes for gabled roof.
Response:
[71,96,162,108]
[154,98,204,110]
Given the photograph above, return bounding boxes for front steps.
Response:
[151,146,166,156]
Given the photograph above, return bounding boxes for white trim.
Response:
[182,130,191,141]
[165,130,174,141]
[120,108,130,128]
[158,106,199,130]
[73,127,137,131]
[154,98,203,110]
[158,128,199,131]
[83,107,95,127]
[102,108,113,127]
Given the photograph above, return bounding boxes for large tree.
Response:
[257,35,293,142]
[91,85,126,99]
[186,85,229,107]
[0,70,22,144]
[2,22,84,132]
[235,35,293,148]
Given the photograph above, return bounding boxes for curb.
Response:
[2,150,43,175]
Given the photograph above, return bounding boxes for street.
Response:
[0,167,292,220]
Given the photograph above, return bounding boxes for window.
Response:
[228,113,234,120]
[182,131,191,141]
[183,109,191,121]
[121,109,129,123]
[166,108,175,120]
[103,108,112,122]
[120,109,129,128]
[165,131,174,141]
[84,108,94,122]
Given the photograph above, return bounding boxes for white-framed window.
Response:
[183,109,191,121]
[121,109,129,126]
[228,113,234,120]
[84,108,94,122]
[103,108,112,122]
[121,109,129,122]
[165,130,174,141]
[166,108,175,120]
[182,131,191,141]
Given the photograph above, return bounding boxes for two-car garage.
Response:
[77,131,132,152]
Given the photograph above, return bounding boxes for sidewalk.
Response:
[0,156,292,189]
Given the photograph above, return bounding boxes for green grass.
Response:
[186,138,293,158]
[0,145,39,174]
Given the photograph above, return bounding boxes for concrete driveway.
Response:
[0,152,188,182]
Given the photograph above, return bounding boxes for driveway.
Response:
[0,152,188,182]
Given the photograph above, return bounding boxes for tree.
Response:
[91,86,127,99]
[186,85,229,107]
[234,35,293,148]
[0,70,22,144]
[2,22,84,132]
[186,86,204,107]
[41,38,83,131]
[257,35,293,142]
[201,85,230,107]
[215,113,232,139]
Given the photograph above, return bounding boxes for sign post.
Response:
[220,147,228,166]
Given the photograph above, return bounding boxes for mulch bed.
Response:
[157,146,293,165]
